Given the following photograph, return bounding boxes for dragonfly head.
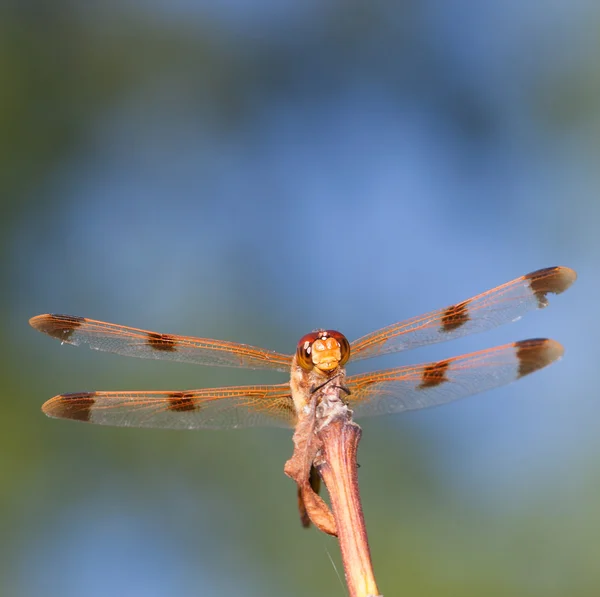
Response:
[296,330,350,374]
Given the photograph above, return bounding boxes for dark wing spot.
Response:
[418,360,450,389]
[45,391,96,422]
[147,332,178,352]
[441,301,470,332]
[30,314,85,341]
[515,338,564,378]
[167,392,198,412]
[525,266,577,308]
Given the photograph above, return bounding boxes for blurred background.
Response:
[1,1,599,596]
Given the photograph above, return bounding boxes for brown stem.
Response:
[316,418,381,597]
[285,373,381,594]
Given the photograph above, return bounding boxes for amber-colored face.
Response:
[295,330,350,373]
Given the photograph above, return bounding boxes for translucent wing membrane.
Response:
[349,266,576,362]
[42,384,296,429]
[347,339,563,418]
[29,315,293,372]
[31,266,575,430]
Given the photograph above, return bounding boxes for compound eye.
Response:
[296,331,320,371]
[295,330,351,372]
[325,330,350,367]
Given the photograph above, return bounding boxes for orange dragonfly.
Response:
[30,266,575,430]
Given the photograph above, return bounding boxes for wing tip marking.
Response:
[526,266,577,308]
[29,314,85,341]
[43,391,96,422]
[515,338,564,378]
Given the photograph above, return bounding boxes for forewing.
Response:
[349,266,575,362]
[346,339,563,418]
[30,314,293,372]
[42,384,296,429]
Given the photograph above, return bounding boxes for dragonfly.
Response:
[30,266,575,430]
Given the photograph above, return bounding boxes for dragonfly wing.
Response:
[349,266,575,362]
[42,383,296,429]
[30,314,293,372]
[346,339,563,418]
